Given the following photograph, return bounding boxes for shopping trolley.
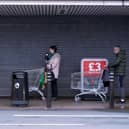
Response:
[71,58,108,102]
[25,68,45,100]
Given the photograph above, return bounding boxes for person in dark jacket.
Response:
[109,45,126,103]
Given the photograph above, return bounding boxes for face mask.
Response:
[48,52,54,59]
[45,52,54,61]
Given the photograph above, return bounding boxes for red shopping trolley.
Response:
[71,58,108,102]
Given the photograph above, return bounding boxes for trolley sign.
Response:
[81,58,108,76]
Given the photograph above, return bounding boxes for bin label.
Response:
[14,82,20,89]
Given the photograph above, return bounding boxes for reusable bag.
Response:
[39,72,45,88]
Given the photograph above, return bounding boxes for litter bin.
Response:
[11,71,29,106]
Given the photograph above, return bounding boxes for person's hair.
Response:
[49,45,57,53]
[114,45,121,49]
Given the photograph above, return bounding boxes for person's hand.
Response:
[47,64,51,69]
[105,67,109,70]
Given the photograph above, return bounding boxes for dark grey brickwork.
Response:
[0,16,129,97]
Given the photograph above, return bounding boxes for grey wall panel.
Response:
[0,16,129,97]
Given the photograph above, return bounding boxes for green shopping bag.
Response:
[39,72,45,88]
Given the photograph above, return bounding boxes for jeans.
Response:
[116,75,125,100]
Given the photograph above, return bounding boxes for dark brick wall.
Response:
[0,16,129,97]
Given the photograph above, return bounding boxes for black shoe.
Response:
[120,99,126,104]
[116,99,126,104]
[52,97,57,101]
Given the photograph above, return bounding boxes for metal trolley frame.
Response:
[25,68,45,100]
[71,58,108,102]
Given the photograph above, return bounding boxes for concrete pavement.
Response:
[0,98,129,110]
[0,110,129,129]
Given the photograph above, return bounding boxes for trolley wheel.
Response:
[75,96,80,102]
[41,96,45,101]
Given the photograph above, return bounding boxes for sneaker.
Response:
[120,99,126,104]
[116,99,126,104]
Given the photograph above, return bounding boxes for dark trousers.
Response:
[118,75,125,100]
[119,75,124,88]
[115,75,125,100]
[51,79,58,98]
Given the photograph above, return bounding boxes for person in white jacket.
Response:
[47,45,61,100]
